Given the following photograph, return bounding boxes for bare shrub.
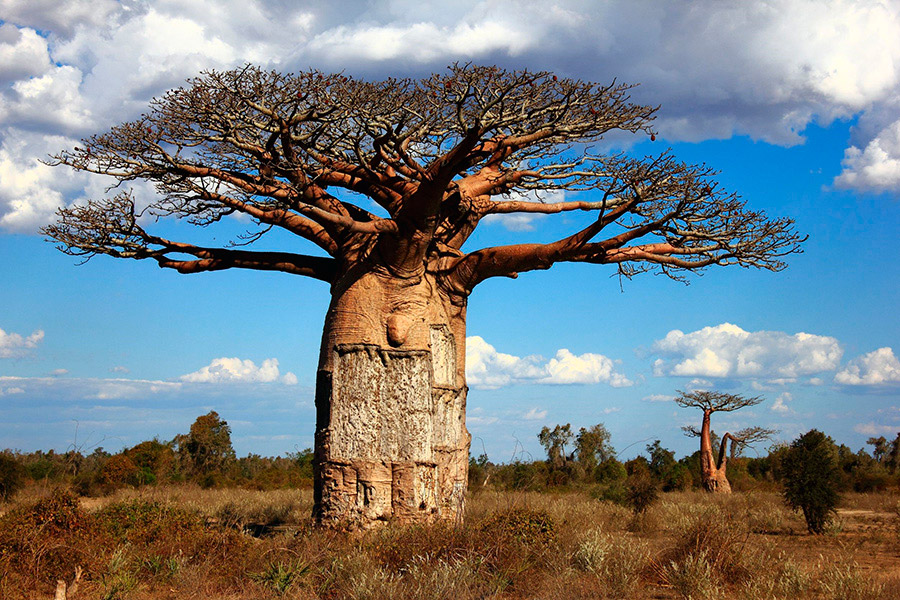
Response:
[662,503,753,585]
[625,473,659,514]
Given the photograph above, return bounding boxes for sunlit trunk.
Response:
[312,266,470,527]
[699,410,732,493]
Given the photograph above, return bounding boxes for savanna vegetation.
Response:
[2,413,899,599]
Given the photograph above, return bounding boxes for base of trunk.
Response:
[314,343,469,528]
[702,469,732,493]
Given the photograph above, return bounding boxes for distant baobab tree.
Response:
[677,390,776,492]
[45,64,804,526]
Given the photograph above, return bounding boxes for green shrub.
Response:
[250,558,310,595]
[95,499,201,545]
[779,430,841,534]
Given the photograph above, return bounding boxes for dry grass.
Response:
[1,486,897,599]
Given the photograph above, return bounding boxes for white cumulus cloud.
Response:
[465,335,631,389]
[0,326,44,358]
[835,119,900,193]
[771,392,793,414]
[835,347,900,386]
[652,323,842,380]
[180,357,298,385]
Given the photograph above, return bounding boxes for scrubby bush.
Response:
[625,472,659,514]
[0,452,24,501]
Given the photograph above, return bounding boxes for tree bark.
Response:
[312,265,470,527]
[699,410,732,494]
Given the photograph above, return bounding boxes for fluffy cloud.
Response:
[0,23,52,84]
[2,0,899,233]
[771,392,793,414]
[0,326,44,358]
[179,357,298,385]
[652,323,842,380]
[834,119,900,193]
[0,0,121,38]
[835,347,900,386]
[465,335,631,389]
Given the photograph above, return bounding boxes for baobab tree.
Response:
[45,64,803,526]
[677,390,776,493]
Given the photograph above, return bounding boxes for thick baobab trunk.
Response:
[699,410,732,493]
[313,266,470,527]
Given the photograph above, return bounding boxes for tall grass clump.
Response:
[818,559,885,600]
[738,552,810,599]
[573,528,649,596]
[663,550,722,599]
[250,558,310,596]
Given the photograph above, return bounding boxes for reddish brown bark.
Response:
[699,410,732,493]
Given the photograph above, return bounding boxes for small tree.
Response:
[780,429,841,534]
[538,424,573,469]
[867,436,889,463]
[179,411,236,481]
[575,423,615,472]
[676,390,775,493]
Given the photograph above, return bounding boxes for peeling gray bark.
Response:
[314,270,470,527]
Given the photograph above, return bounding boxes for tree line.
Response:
[0,412,313,498]
[2,410,896,533]
[469,423,900,497]
[2,412,897,502]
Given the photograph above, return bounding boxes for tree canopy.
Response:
[45,64,804,293]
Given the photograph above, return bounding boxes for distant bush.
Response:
[478,508,556,548]
[625,472,658,514]
[780,429,842,534]
[0,453,24,501]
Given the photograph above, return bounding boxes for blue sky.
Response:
[1,1,898,461]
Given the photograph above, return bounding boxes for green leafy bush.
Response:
[779,430,841,534]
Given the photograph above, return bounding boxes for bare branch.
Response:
[46,64,803,288]
[41,194,336,282]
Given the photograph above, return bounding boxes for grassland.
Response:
[1,485,898,599]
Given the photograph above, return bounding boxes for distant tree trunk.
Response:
[699,410,732,493]
[313,267,470,527]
